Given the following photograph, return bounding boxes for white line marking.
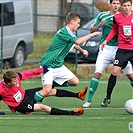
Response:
[2,108,124,112]
[0,116,129,120]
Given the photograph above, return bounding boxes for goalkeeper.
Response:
[0,67,85,115]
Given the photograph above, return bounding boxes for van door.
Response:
[0,0,34,68]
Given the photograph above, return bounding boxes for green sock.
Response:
[34,91,44,103]
[52,81,70,88]
[88,77,99,102]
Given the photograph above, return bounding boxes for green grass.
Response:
[0,78,133,133]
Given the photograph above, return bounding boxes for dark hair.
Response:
[110,0,121,4]
[121,0,132,5]
[66,12,81,24]
[3,71,17,84]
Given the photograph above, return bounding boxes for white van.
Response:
[0,0,34,68]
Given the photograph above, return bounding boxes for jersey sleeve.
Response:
[106,17,118,42]
[61,33,77,44]
[19,68,44,80]
[58,28,78,44]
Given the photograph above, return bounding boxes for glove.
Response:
[0,110,5,115]
[43,65,49,74]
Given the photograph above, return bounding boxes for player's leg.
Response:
[34,104,84,115]
[52,65,79,88]
[34,66,87,102]
[35,86,87,101]
[34,69,54,102]
[127,54,133,87]
[49,65,87,100]
[17,94,84,116]
[51,68,87,100]
[101,49,133,107]
[101,49,129,107]
[34,86,88,103]
[101,66,121,107]
[83,45,114,107]
[55,86,87,100]
[123,61,133,87]
[83,74,101,107]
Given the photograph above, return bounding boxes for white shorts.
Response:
[41,65,75,85]
[95,45,133,74]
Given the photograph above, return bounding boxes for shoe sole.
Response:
[101,104,107,107]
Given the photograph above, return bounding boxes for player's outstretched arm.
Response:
[19,67,49,80]
[75,31,101,45]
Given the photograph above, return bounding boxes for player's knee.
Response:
[94,72,102,78]
[42,85,52,95]
[112,70,119,76]
[73,78,79,86]
[71,79,79,86]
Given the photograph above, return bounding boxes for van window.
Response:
[0,2,15,26]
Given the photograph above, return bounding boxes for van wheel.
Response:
[10,46,25,68]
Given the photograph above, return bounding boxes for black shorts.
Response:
[16,87,42,113]
[114,49,133,69]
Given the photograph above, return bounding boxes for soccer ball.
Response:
[124,99,133,114]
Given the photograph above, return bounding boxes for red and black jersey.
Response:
[0,68,44,112]
[106,11,133,50]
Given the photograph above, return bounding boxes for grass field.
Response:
[0,78,133,133]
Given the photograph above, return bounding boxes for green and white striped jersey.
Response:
[92,11,118,46]
[39,26,77,68]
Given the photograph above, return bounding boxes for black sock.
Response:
[55,89,78,98]
[50,108,74,115]
[106,74,117,99]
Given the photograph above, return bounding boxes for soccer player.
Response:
[33,12,101,103]
[101,0,133,107]
[83,0,133,108]
[0,67,85,115]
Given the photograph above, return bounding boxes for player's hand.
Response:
[91,31,102,37]
[101,40,107,50]
[43,65,49,74]
[82,50,89,57]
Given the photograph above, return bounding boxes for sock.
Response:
[106,74,117,99]
[50,108,72,115]
[130,80,133,87]
[34,91,44,103]
[88,77,99,102]
[55,89,78,98]
[52,81,70,88]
